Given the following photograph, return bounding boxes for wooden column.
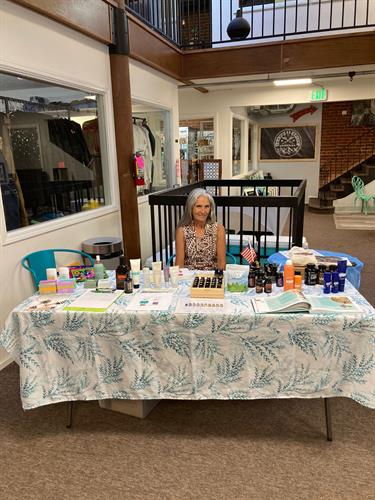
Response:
[110,53,141,260]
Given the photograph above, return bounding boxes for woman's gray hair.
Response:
[178,188,216,227]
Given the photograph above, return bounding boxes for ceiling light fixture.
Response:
[273,78,313,86]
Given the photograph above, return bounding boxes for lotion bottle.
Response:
[94,255,105,280]
[283,259,295,291]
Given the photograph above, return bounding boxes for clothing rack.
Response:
[132,116,147,125]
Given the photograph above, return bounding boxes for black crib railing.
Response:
[149,179,306,265]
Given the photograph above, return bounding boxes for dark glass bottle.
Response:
[248,270,256,288]
[264,277,272,293]
[116,255,129,290]
[256,277,264,293]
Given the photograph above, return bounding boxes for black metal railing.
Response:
[125,0,375,50]
[320,127,375,187]
[149,179,306,264]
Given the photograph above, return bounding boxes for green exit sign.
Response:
[311,87,328,101]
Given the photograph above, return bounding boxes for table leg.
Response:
[324,398,333,441]
[66,401,73,429]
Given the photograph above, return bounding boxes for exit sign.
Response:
[311,87,328,101]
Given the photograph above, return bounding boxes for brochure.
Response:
[251,290,361,314]
[64,289,123,312]
[126,293,174,311]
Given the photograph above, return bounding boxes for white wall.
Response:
[130,60,180,262]
[179,74,375,199]
[0,1,121,366]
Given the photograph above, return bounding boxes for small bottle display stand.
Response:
[190,275,224,299]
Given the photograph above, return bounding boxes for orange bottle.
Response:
[283,259,295,291]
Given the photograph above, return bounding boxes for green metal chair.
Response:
[351,176,374,215]
[21,248,95,289]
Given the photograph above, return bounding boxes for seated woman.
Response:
[175,188,226,270]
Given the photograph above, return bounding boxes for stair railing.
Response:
[320,127,375,188]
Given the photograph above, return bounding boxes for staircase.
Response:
[308,127,375,213]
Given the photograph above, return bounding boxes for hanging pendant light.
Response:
[227,9,251,41]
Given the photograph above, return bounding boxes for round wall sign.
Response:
[273,128,302,158]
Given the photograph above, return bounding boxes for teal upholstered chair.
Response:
[21,248,95,289]
[166,251,236,267]
[351,176,374,216]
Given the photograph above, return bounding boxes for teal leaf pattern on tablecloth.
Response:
[217,354,246,384]
[158,366,191,395]
[19,344,42,369]
[249,367,275,389]
[99,356,125,384]
[131,369,154,390]
[63,312,85,331]
[42,368,75,399]
[76,338,103,366]
[342,354,375,384]
[21,375,37,398]
[162,330,191,360]
[323,332,350,359]
[43,334,74,363]
[119,339,160,364]
[30,311,54,328]
[194,334,221,365]
[288,327,318,360]
[1,279,375,410]
[241,335,282,363]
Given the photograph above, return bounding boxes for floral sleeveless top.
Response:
[183,222,218,270]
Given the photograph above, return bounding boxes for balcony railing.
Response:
[125,0,375,50]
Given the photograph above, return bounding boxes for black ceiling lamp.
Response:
[227,8,251,41]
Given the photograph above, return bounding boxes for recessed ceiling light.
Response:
[273,78,312,86]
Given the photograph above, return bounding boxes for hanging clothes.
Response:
[142,121,156,157]
[133,123,153,191]
[48,118,91,166]
[82,118,100,156]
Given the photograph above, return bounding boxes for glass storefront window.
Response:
[0,72,108,232]
[132,108,171,196]
[232,117,242,176]
[178,118,214,185]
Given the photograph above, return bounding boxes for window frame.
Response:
[0,70,119,246]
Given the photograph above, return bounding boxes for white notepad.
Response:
[64,290,123,312]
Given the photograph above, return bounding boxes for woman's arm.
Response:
[175,226,185,268]
[216,224,226,270]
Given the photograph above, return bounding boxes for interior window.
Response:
[232,117,242,176]
[132,106,171,196]
[0,72,107,232]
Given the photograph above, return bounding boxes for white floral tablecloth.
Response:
[1,281,375,410]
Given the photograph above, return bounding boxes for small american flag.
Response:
[241,242,257,264]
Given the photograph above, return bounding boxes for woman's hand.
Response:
[175,227,185,268]
[216,224,226,270]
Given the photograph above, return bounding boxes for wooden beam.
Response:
[9,0,114,44]
[181,32,375,81]
[181,43,282,80]
[127,13,182,81]
[282,32,375,72]
[110,54,141,261]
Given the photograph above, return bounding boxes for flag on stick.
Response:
[241,242,257,264]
